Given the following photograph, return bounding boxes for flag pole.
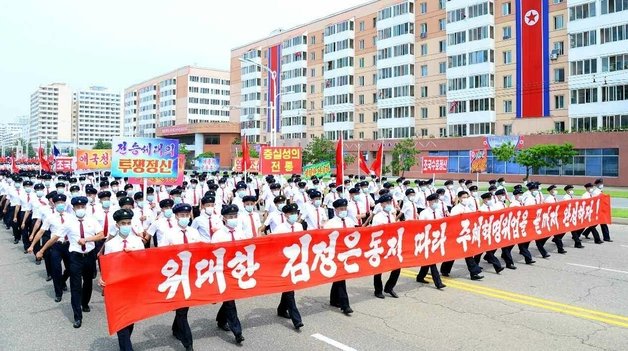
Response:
[357,142,361,178]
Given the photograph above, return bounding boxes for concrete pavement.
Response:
[1,225,627,351]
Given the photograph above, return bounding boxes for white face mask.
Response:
[567,190,574,195]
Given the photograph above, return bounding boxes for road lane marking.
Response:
[311,333,358,351]
[566,263,628,275]
[399,269,628,328]
[620,245,628,249]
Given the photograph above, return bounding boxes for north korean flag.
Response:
[516,0,550,118]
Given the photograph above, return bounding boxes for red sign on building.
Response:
[421,156,448,174]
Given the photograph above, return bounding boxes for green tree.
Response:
[493,142,577,179]
[68,149,75,157]
[302,136,355,167]
[195,151,216,159]
[12,138,35,158]
[491,142,517,162]
[389,138,420,176]
[233,138,259,158]
[92,140,112,150]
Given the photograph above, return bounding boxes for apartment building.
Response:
[123,66,230,138]
[0,116,30,154]
[29,83,73,145]
[72,86,122,148]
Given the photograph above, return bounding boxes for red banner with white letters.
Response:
[421,156,448,174]
[101,195,611,334]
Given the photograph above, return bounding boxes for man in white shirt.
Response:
[263,195,288,234]
[476,193,507,273]
[593,178,611,242]
[239,195,262,237]
[100,209,145,351]
[146,199,175,247]
[580,182,603,243]
[563,185,585,248]
[28,183,52,268]
[455,179,467,194]
[371,195,401,299]
[536,185,567,255]
[522,183,553,259]
[271,203,304,329]
[347,187,369,226]
[301,190,328,230]
[210,205,245,344]
[323,183,339,219]
[324,199,356,315]
[399,189,419,221]
[443,180,456,211]
[18,180,35,252]
[415,194,446,289]
[440,191,484,280]
[6,177,24,244]
[191,196,223,242]
[499,189,525,270]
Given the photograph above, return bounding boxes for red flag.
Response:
[335,134,344,184]
[11,157,18,174]
[38,146,51,172]
[358,152,371,175]
[241,135,250,172]
[370,143,383,178]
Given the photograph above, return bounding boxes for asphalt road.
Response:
[1,225,628,351]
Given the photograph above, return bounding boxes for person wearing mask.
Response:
[323,183,339,219]
[443,180,456,212]
[477,193,506,274]
[263,195,288,234]
[169,188,184,207]
[580,183,603,243]
[146,199,175,248]
[399,188,418,221]
[592,178,611,242]
[301,190,328,230]
[455,179,467,194]
[415,194,446,289]
[191,196,223,242]
[272,203,305,329]
[371,194,401,298]
[347,187,369,226]
[434,188,450,218]
[211,205,247,344]
[6,176,23,244]
[537,185,567,255]
[499,189,525,270]
[563,185,585,248]
[18,180,35,252]
[440,191,484,280]
[323,199,356,315]
[239,195,262,237]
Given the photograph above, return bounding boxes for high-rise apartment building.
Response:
[72,86,122,148]
[0,116,30,154]
[230,0,626,146]
[123,66,230,138]
[29,83,73,145]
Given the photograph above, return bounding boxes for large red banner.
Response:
[421,156,448,174]
[101,195,611,334]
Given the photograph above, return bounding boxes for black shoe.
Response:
[604,239,613,242]
[541,254,551,258]
[35,259,41,265]
[23,250,28,254]
[342,307,353,315]
[575,244,584,248]
[436,284,446,290]
[470,274,484,280]
[558,249,567,254]
[185,346,194,351]
[217,322,230,332]
[62,285,68,292]
[54,296,62,303]
[277,310,290,319]
[294,322,304,330]
[594,240,603,244]
[416,276,429,284]
[441,272,449,277]
[506,265,517,270]
[374,292,385,299]
[384,289,399,298]
[235,333,245,344]
[46,276,52,282]
[82,305,90,313]
[73,320,82,328]
[525,260,536,265]
[13,239,18,244]
[495,267,504,274]
[330,302,341,308]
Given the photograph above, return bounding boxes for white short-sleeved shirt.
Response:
[104,234,145,254]
[371,211,395,226]
[301,203,328,230]
[273,222,304,234]
[159,225,204,246]
[211,226,250,243]
[419,208,442,220]
[324,216,357,229]
[449,203,471,216]
[264,211,287,233]
[401,199,419,220]
[239,211,262,237]
[57,216,103,253]
[191,213,224,242]
[147,216,176,244]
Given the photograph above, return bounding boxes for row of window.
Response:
[571,85,628,104]
[378,2,413,21]
[189,76,229,85]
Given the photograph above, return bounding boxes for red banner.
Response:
[232,157,259,172]
[54,157,75,172]
[259,147,302,174]
[101,195,611,334]
[421,156,448,174]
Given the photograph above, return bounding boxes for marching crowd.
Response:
[0,170,613,351]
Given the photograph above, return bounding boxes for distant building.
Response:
[72,86,122,148]
[29,83,73,145]
[0,116,30,155]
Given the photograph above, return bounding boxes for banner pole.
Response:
[476,172,479,185]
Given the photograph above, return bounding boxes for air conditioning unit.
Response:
[503,35,511,40]
[551,49,560,56]
[420,32,427,38]
[550,53,558,60]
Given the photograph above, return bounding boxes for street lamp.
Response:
[239,57,280,147]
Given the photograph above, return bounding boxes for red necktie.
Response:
[193,190,197,206]
[229,229,235,241]
[341,218,347,228]
[449,190,454,205]
[412,202,417,220]
[167,219,172,228]
[79,219,86,251]
[208,217,213,236]
[60,213,64,224]
[122,239,127,250]
[474,198,479,211]
[387,214,391,224]
[316,209,320,229]
[103,211,109,237]
[91,204,96,214]
[291,224,295,232]
[27,193,30,203]
[181,230,188,244]
[249,213,257,236]
[354,201,361,225]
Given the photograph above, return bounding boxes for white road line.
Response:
[311,333,358,351]
[567,263,628,274]
[620,245,628,249]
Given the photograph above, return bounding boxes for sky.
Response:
[0,0,368,122]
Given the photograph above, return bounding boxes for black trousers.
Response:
[216,300,242,336]
[330,280,350,309]
[475,250,502,271]
[12,210,23,242]
[600,224,611,241]
[278,291,302,327]
[417,265,443,287]
[172,307,193,348]
[327,208,334,220]
[501,246,516,266]
[69,251,95,321]
[117,324,135,351]
[535,238,550,257]
[4,205,14,229]
[552,234,565,250]
[582,226,601,242]
[441,257,481,277]
[51,241,70,298]
[35,231,53,277]
[374,269,401,293]
[517,242,534,263]
[20,213,32,251]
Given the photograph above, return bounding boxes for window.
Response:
[600,23,628,44]
[420,86,428,97]
[469,122,495,135]
[553,41,564,55]
[359,39,365,50]
[503,50,512,64]
[439,18,446,31]
[554,121,565,132]
[570,58,598,75]
[502,2,512,15]
[421,44,428,56]
[504,124,513,135]
[359,95,365,105]
[554,68,565,82]
[555,95,565,109]
[421,107,428,119]
[439,83,447,96]
[420,64,428,77]
[469,98,495,112]
[503,100,513,113]
[569,2,596,21]
[439,128,447,137]
[503,75,513,88]
[359,76,365,86]
[439,61,446,73]
[420,2,427,14]
[601,0,627,14]
[359,57,365,68]
[502,26,512,39]
[601,54,628,72]
[602,84,628,102]
[359,113,364,123]
[439,40,446,53]
[439,106,447,117]
[204,134,220,144]
[420,23,428,36]
[570,30,597,48]
[311,68,316,77]
[359,21,365,31]
[553,0,563,3]
[421,128,428,137]
[602,114,628,129]
[570,88,598,104]
[571,116,598,131]
[554,15,564,30]
[373,112,378,122]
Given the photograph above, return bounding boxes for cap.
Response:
[34,183,45,190]
[52,193,66,203]
[495,189,506,196]
[468,185,478,191]
[497,177,505,182]
[133,192,144,200]
[349,187,360,194]
[235,182,247,190]
[173,203,192,214]
[273,195,287,203]
[221,204,239,216]
[426,193,439,201]
[457,191,469,197]
[201,196,215,205]
[309,190,322,199]
[333,199,348,208]
[378,194,393,204]
[282,203,299,214]
[169,189,182,196]
[70,196,89,206]
[594,178,603,185]
[98,191,112,199]
[86,188,98,195]
[405,188,415,196]
[564,185,574,191]
[444,180,453,186]
[159,199,174,208]
[584,183,593,188]
[488,185,497,192]
[113,209,134,222]
[547,185,557,192]
[118,197,134,207]
[242,195,257,203]
[480,192,493,200]
[513,189,524,196]
[436,188,445,195]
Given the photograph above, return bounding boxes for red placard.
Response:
[54,157,74,172]
[470,149,488,173]
[421,156,448,174]
[259,147,302,174]
[232,157,259,172]
[101,195,611,334]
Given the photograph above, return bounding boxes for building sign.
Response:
[421,157,448,174]
[483,136,525,150]
[112,137,178,178]
[303,161,332,179]
[54,157,74,172]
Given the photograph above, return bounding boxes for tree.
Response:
[493,142,577,179]
[233,138,259,158]
[178,144,193,169]
[195,151,216,159]
[11,138,35,158]
[389,138,420,176]
[92,140,112,150]
[302,136,354,167]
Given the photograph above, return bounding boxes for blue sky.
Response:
[0,0,367,122]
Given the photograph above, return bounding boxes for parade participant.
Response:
[592,178,612,242]
[28,183,51,268]
[498,189,525,270]
[132,192,155,242]
[146,199,175,247]
[477,193,506,273]
[443,180,456,212]
[581,183,603,243]
[99,209,145,351]
[399,188,418,221]
[301,190,327,230]
[456,179,467,194]
[145,186,160,217]
[435,188,449,218]
[191,196,223,241]
[271,203,304,329]
[232,182,247,212]
[323,183,339,219]
[415,180,429,212]
[263,195,288,233]
[523,182,551,258]
[348,187,369,226]
[563,185,584,248]
[240,195,262,237]
[6,176,23,244]
[324,199,355,315]
[293,181,309,211]
[84,187,99,215]
[184,178,203,217]
[440,191,484,280]
[211,204,246,344]
[359,181,375,210]
[371,194,401,298]
[416,194,446,289]
[160,203,202,350]
[18,180,35,252]
[38,196,104,328]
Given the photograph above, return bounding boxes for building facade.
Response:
[29,83,73,145]
[123,66,231,139]
[72,86,122,148]
[0,116,30,155]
